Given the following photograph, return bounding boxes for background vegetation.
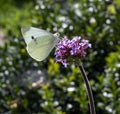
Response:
[0,0,120,114]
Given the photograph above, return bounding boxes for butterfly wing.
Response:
[27,35,57,61]
[21,27,58,61]
[21,27,53,45]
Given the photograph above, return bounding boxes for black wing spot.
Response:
[31,36,35,40]
[31,36,37,44]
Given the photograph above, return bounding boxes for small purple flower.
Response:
[55,36,91,67]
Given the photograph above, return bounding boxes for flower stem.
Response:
[79,62,96,114]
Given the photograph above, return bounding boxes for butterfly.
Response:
[21,27,60,61]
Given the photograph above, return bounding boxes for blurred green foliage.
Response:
[0,0,120,114]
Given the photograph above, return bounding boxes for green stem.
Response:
[79,62,96,114]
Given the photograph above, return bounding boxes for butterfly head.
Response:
[53,32,60,38]
[53,33,60,45]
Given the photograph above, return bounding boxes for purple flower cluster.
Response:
[55,36,91,67]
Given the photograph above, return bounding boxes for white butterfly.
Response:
[21,27,60,61]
